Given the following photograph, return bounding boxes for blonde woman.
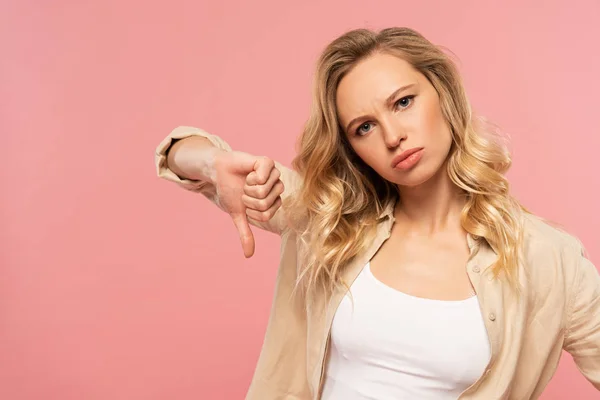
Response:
[155,27,599,400]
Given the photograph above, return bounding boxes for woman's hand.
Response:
[214,151,285,258]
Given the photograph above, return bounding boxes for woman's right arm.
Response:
[155,126,301,254]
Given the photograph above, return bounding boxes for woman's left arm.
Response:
[564,245,600,389]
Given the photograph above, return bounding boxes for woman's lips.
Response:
[391,148,424,170]
[392,148,424,170]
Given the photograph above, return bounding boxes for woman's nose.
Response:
[382,122,405,149]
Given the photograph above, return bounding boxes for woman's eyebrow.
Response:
[384,83,417,108]
[345,83,417,133]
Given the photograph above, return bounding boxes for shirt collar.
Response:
[377,199,395,220]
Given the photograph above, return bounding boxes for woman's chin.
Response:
[387,167,440,188]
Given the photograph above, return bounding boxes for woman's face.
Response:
[336,52,453,188]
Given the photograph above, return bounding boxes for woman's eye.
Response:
[396,95,415,109]
[353,96,415,136]
[356,122,372,136]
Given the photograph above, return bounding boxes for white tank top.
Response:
[321,262,491,400]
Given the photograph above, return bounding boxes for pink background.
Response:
[1,0,599,399]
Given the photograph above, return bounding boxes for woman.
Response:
[155,27,599,399]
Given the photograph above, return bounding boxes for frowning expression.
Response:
[336,52,453,187]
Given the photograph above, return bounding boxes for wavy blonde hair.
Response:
[288,27,529,305]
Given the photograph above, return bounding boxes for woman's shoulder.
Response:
[522,212,585,253]
[520,211,587,282]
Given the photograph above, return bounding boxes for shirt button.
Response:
[472,265,481,273]
[489,313,496,321]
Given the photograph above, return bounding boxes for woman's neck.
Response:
[395,170,467,237]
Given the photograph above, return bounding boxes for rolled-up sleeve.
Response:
[564,244,600,389]
[155,125,232,193]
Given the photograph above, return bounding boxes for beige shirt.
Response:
[155,126,600,399]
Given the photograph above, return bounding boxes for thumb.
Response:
[231,212,255,258]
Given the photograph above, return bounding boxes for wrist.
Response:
[193,145,222,184]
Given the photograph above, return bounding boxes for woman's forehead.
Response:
[336,54,422,117]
